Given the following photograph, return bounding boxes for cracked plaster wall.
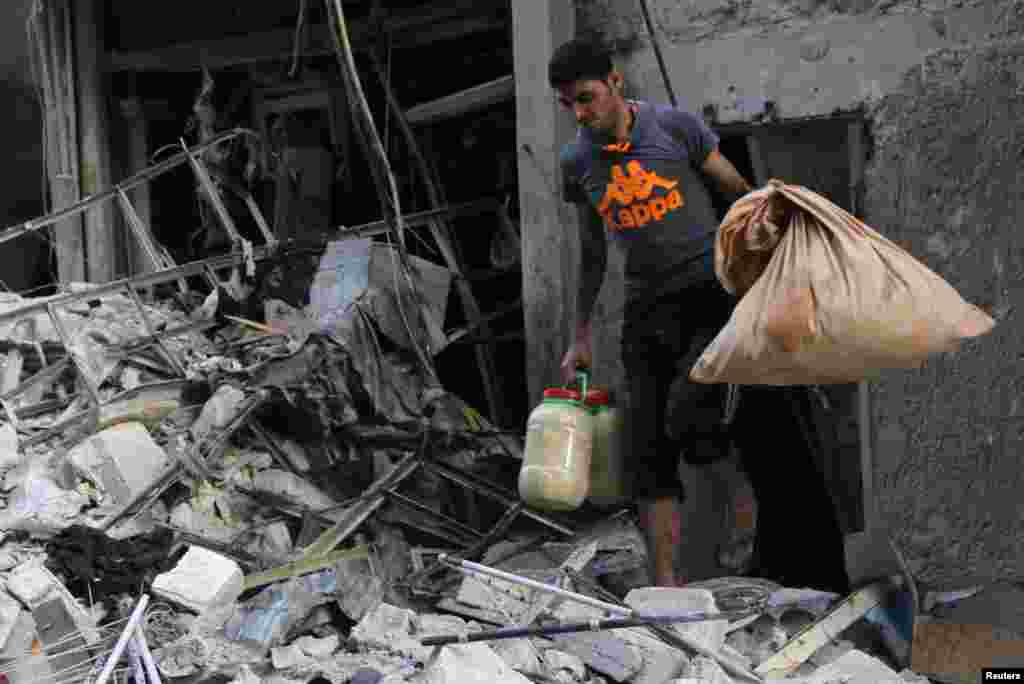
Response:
[572,0,1024,588]
[864,41,1024,588]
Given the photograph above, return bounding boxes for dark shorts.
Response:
[621,277,735,501]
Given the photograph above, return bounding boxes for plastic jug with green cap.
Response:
[584,386,629,507]
[518,369,593,512]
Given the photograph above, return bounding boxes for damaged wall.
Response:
[577,0,1024,124]
[864,41,1024,588]
[549,0,1024,587]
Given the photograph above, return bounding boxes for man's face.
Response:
[556,77,623,134]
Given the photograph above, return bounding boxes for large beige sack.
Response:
[690,180,995,385]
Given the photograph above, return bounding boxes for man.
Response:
[550,38,752,587]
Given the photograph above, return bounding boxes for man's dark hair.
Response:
[548,38,613,88]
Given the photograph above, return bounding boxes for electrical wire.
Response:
[324,0,438,383]
[289,0,310,79]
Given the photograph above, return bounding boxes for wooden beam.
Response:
[75,0,122,282]
[406,74,514,126]
[512,0,577,404]
[106,3,506,73]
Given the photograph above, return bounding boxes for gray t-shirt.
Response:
[561,101,720,305]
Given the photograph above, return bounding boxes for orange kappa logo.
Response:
[597,160,685,232]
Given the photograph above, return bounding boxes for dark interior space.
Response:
[0,77,52,293]
[105,3,527,431]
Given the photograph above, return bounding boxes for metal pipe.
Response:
[438,555,631,617]
[421,610,744,647]
[94,594,150,684]
[0,129,252,245]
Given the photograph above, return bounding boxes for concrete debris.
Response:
[490,637,544,676]
[625,587,727,653]
[0,593,21,652]
[192,384,248,442]
[152,545,245,614]
[673,654,733,683]
[543,649,588,682]
[0,237,948,684]
[67,421,170,506]
[350,602,418,653]
[770,648,906,683]
[422,643,533,684]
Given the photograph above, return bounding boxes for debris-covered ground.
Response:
[0,240,937,683]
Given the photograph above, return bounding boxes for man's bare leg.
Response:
[638,497,683,587]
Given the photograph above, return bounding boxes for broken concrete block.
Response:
[271,642,314,670]
[350,602,416,651]
[154,635,210,678]
[550,631,644,683]
[335,557,385,622]
[5,560,99,679]
[4,651,56,684]
[726,623,778,667]
[7,563,53,606]
[543,649,587,682]
[626,587,726,653]
[789,649,903,683]
[294,633,340,658]
[0,592,22,651]
[67,422,170,505]
[674,655,732,684]
[152,546,244,614]
[807,638,856,668]
[244,519,293,561]
[490,638,543,676]
[0,466,89,535]
[227,665,263,684]
[192,384,247,442]
[422,643,534,684]
[0,424,20,470]
[549,600,665,683]
[414,613,473,640]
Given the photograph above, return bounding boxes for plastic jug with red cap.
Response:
[518,370,594,511]
[584,386,629,507]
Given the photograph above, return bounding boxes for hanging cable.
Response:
[324,0,438,382]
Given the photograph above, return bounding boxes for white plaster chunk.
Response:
[626,587,727,653]
[422,643,534,684]
[491,638,544,675]
[152,546,244,614]
[67,422,170,505]
[294,633,340,658]
[350,602,416,651]
[543,649,588,681]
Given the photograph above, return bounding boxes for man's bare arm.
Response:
[702,148,753,201]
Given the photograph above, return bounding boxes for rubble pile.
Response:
[0,246,932,683]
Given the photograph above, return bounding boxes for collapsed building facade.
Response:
[0,0,1016,682]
